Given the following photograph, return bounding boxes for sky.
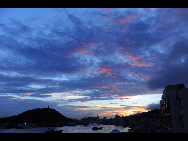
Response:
[0,8,188,119]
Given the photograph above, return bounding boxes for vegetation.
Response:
[122,109,160,123]
[0,108,72,124]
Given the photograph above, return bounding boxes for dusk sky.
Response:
[1,8,188,119]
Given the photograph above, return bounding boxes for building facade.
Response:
[160,84,188,133]
[154,114,160,128]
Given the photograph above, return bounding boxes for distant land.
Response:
[0,107,72,126]
[0,106,160,126]
[124,109,160,120]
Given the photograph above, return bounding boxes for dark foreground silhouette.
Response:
[0,107,72,127]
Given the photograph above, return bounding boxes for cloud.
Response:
[0,96,14,99]
[63,105,91,109]
[147,39,188,90]
[128,21,151,32]
[145,103,160,110]
[98,105,149,117]
[1,9,158,101]
[1,8,188,118]
[0,98,57,117]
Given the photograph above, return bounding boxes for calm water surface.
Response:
[0,124,130,133]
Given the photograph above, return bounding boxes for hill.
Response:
[129,109,160,119]
[0,107,72,124]
[123,109,160,122]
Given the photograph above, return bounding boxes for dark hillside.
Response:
[130,109,160,119]
[0,107,72,124]
[123,109,160,121]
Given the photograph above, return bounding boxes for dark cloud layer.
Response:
[0,8,188,118]
[145,103,160,110]
[147,39,188,90]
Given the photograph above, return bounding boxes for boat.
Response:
[92,126,103,130]
[45,128,63,133]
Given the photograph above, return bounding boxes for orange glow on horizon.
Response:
[98,107,148,117]
[74,103,150,118]
[77,108,90,111]
[98,111,117,117]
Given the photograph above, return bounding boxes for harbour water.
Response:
[0,124,130,133]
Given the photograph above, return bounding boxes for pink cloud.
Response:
[123,52,151,67]
[97,67,108,74]
[118,13,137,25]
[105,72,112,77]
[134,62,151,67]
[120,18,126,24]
[126,14,137,20]
[65,42,103,58]
[100,8,113,13]
[130,62,151,67]
[75,48,87,55]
